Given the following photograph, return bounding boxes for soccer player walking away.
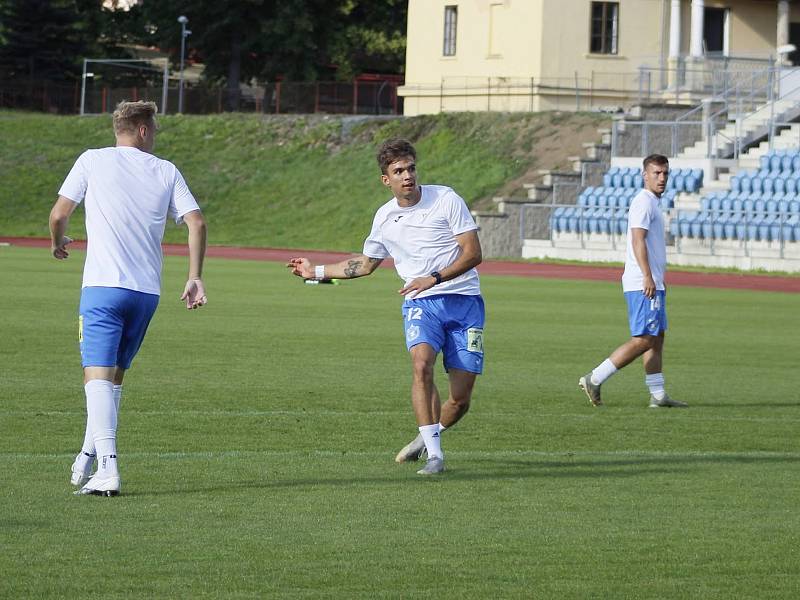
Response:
[288,139,485,475]
[49,100,208,496]
[579,154,687,409]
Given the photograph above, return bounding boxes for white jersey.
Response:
[58,146,200,295]
[622,188,667,292]
[363,185,481,299]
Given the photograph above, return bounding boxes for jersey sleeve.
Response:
[362,210,390,259]
[443,189,478,236]
[169,166,201,224]
[57,151,91,204]
[627,196,653,231]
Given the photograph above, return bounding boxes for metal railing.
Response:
[616,66,800,159]
[0,78,403,116]
[515,203,798,259]
[671,208,798,259]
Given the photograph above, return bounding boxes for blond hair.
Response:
[112,100,158,136]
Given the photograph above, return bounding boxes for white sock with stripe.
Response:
[85,379,119,477]
[418,424,442,459]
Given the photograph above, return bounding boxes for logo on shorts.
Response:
[467,328,484,353]
[647,319,658,333]
[407,324,420,342]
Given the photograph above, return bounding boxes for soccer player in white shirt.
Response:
[49,100,208,496]
[288,139,485,475]
[579,154,687,408]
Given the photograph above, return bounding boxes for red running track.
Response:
[4,236,799,294]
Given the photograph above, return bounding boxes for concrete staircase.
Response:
[677,99,800,159]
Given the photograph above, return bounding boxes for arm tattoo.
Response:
[344,259,363,278]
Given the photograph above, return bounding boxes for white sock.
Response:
[592,359,618,385]
[85,379,119,477]
[438,424,447,433]
[79,384,122,456]
[646,373,666,400]
[418,424,442,459]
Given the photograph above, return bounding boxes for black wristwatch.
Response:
[431,271,442,285]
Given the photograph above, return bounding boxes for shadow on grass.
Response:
[122,452,800,497]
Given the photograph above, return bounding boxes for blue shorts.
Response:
[625,290,667,337]
[79,286,159,369]
[402,294,485,374]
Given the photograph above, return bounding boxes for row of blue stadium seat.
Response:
[758,150,800,173]
[579,187,677,207]
[602,167,703,193]
[551,207,631,235]
[699,198,800,214]
[579,194,675,209]
[670,212,800,242]
[730,171,800,192]
[707,190,800,203]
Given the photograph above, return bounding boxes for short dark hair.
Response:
[376,139,416,174]
[643,154,669,171]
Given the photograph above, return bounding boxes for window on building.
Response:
[443,6,458,56]
[488,3,503,57]
[703,7,728,55]
[590,2,619,55]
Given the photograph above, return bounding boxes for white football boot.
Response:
[70,452,96,487]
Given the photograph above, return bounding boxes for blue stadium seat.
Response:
[759,155,770,171]
[765,199,778,214]
[759,216,776,241]
[567,208,579,233]
[782,154,794,172]
[724,214,740,240]
[770,154,782,172]
[740,175,752,193]
[792,155,800,173]
[622,172,633,188]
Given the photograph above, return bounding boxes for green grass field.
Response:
[1,245,798,598]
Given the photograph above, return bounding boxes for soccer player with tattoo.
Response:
[288,139,485,475]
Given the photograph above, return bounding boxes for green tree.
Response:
[135,0,406,91]
[0,0,140,82]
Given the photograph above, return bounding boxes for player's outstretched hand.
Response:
[52,236,73,260]
[287,257,314,279]
[399,275,436,298]
[181,278,207,310]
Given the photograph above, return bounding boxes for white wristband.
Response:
[315,265,325,280]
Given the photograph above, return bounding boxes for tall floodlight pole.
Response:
[177,15,191,113]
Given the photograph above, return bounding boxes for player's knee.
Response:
[634,335,658,351]
[411,358,434,382]
[450,394,471,412]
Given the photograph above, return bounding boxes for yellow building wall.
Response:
[400,0,784,116]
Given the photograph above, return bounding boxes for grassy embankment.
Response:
[0,110,607,251]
